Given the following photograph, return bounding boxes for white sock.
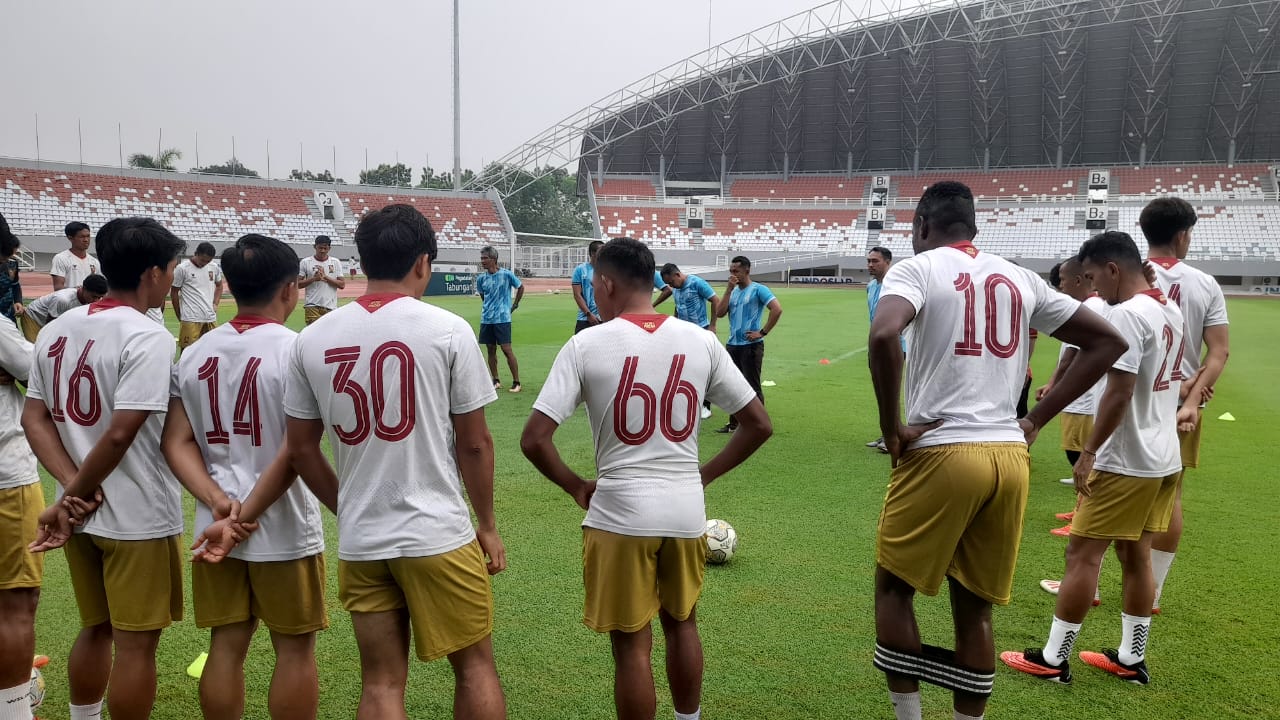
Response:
[69,701,103,720]
[954,712,984,720]
[889,690,922,720]
[1151,550,1175,607]
[1094,556,1104,602]
[0,682,34,720]
[1118,612,1151,665]
[675,709,701,720]
[1042,616,1083,666]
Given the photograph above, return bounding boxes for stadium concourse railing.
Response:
[677,250,848,277]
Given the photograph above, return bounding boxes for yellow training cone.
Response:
[1217,412,1236,421]
[187,652,208,679]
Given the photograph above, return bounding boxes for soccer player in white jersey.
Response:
[50,221,100,291]
[869,182,1123,720]
[297,235,345,325]
[1003,231,1185,686]
[284,204,507,719]
[1139,197,1229,612]
[19,274,108,341]
[24,217,186,720]
[521,237,773,720]
[172,242,225,350]
[0,216,42,720]
[163,233,328,720]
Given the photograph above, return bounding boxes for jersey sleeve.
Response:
[531,340,583,424]
[879,256,930,312]
[283,337,321,420]
[24,338,46,402]
[1203,278,1229,327]
[705,337,758,414]
[696,277,715,301]
[756,283,776,306]
[1026,269,1080,335]
[448,322,499,415]
[49,254,68,279]
[116,330,177,411]
[1107,307,1148,375]
[571,265,584,286]
[297,259,308,279]
[0,317,33,382]
[213,264,224,283]
[508,269,522,289]
[654,271,668,291]
[171,265,185,289]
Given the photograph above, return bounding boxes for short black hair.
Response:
[731,255,751,269]
[82,274,109,295]
[869,246,892,262]
[95,217,187,291]
[0,213,18,258]
[1077,231,1142,272]
[355,204,437,281]
[595,237,655,290]
[314,235,332,247]
[915,181,977,239]
[194,241,217,258]
[1138,197,1197,247]
[660,262,680,279]
[1048,262,1063,289]
[587,240,604,258]
[220,234,298,307]
[65,221,90,238]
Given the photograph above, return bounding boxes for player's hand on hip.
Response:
[476,527,507,575]
[571,479,596,510]
[1072,453,1095,497]
[745,330,763,341]
[29,504,73,553]
[1176,405,1200,433]
[888,419,943,467]
[1017,417,1040,447]
[590,314,602,325]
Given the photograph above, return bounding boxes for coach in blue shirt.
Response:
[715,255,782,433]
[477,245,524,393]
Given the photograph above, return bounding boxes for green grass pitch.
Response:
[29,288,1280,718]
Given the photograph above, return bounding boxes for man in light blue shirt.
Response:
[572,240,604,334]
[866,246,895,450]
[652,268,672,307]
[477,245,524,393]
[660,262,719,419]
[714,255,782,433]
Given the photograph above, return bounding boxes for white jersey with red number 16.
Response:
[284,294,498,562]
[533,315,758,539]
[172,317,323,562]
[25,300,181,540]
[1095,289,1185,477]
[880,242,1081,449]
[1148,258,1228,382]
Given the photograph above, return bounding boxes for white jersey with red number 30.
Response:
[532,315,758,539]
[172,317,323,562]
[1095,290,1185,477]
[284,294,497,562]
[25,300,181,540]
[1148,258,1228,382]
[880,242,1081,449]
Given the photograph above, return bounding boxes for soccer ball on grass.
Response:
[704,519,738,564]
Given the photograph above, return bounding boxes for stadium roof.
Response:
[470,0,1280,195]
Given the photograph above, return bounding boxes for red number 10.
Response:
[953,272,1023,359]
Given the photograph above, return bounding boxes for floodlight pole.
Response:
[452,0,462,191]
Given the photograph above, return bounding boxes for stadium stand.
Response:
[895,170,1082,201]
[597,205,691,246]
[728,176,868,200]
[593,177,662,198]
[1110,164,1272,200]
[339,192,508,248]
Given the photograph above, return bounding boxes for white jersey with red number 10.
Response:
[1148,258,1228,382]
[284,294,498,562]
[880,242,1081,449]
[532,315,758,539]
[25,300,181,540]
[1094,290,1185,477]
[172,317,323,562]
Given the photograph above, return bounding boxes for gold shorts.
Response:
[876,442,1030,606]
[339,541,492,661]
[1060,413,1095,453]
[303,306,331,325]
[18,313,40,342]
[0,483,44,590]
[193,554,328,634]
[178,321,216,349]
[582,527,706,633]
[1071,471,1182,541]
[64,533,184,631]
[1179,414,1202,469]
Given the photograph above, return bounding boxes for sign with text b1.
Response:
[1085,205,1107,230]
[685,205,704,229]
[867,206,886,230]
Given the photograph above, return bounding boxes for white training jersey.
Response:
[1148,258,1228,382]
[0,317,37,490]
[299,256,345,310]
[1094,290,1185,477]
[880,242,1081,449]
[25,288,84,327]
[172,317,324,561]
[1061,295,1110,416]
[172,259,222,323]
[147,307,164,325]
[533,315,758,538]
[284,294,497,561]
[49,250,99,289]
[26,300,181,539]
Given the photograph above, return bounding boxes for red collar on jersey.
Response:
[1148,257,1180,270]
[946,241,980,257]
[1137,287,1168,304]
[355,293,409,312]
[620,314,669,333]
[229,314,282,333]
[88,298,130,315]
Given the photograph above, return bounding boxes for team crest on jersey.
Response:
[208,270,216,281]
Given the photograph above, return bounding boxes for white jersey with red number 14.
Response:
[880,242,1081,449]
[25,300,181,540]
[532,315,758,539]
[1062,295,1110,416]
[1148,258,1228,382]
[1094,290,1185,477]
[284,294,498,562]
[172,317,323,562]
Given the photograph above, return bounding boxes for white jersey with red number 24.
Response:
[533,315,758,539]
[1148,257,1228,382]
[284,294,498,562]
[880,242,1082,449]
[172,317,324,561]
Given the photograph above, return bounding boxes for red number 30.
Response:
[324,343,417,445]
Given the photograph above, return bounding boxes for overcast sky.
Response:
[0,0,855,183]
